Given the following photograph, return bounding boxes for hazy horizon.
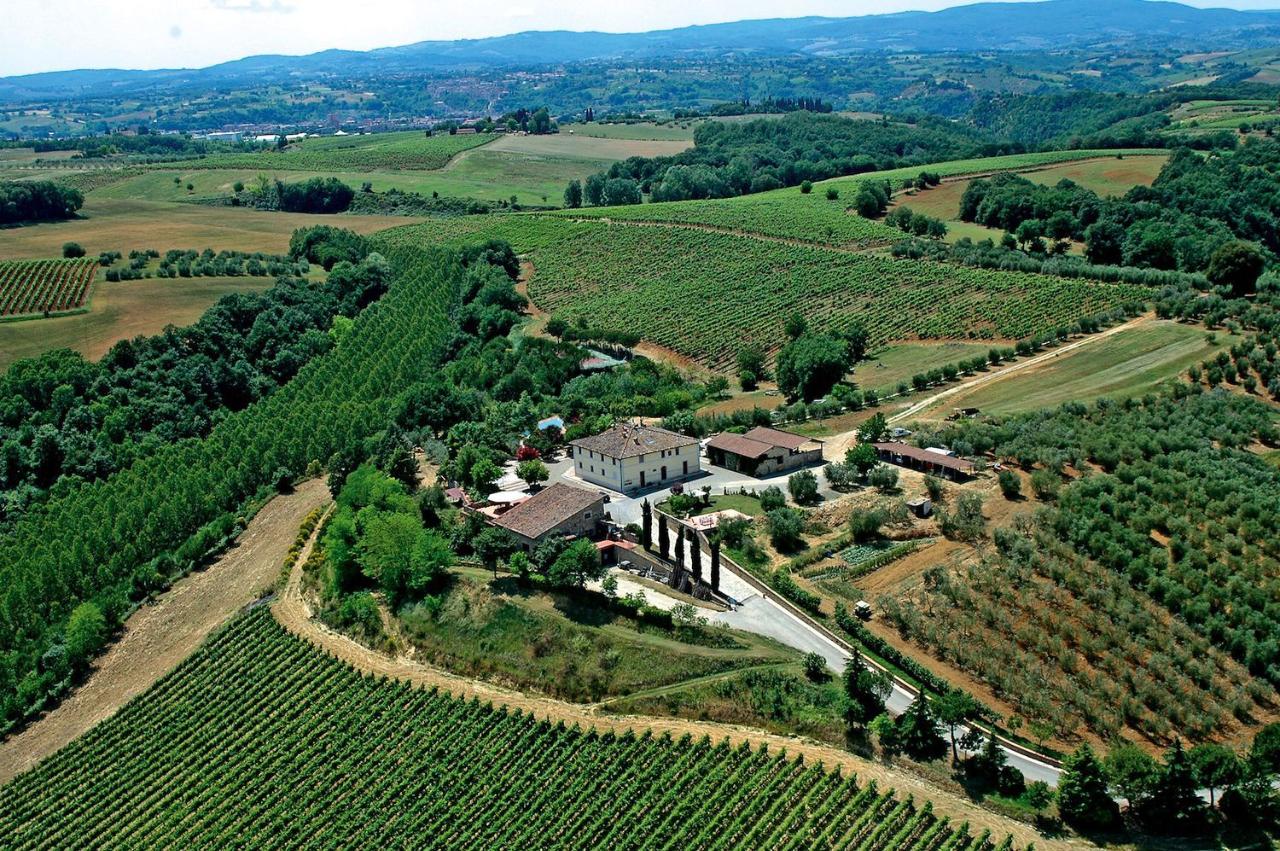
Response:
[4,0,1280,78]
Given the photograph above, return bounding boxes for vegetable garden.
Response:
[0,258,97,317]
[0,607,1013,851]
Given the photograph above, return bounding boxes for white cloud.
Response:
[210,0,296,13]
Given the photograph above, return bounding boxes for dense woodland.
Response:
[575,113,1006,205]
[0,245,390,524]
[0,181,83,225]
[958,143,1280,289]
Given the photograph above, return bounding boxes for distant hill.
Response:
[3,0,1280,101]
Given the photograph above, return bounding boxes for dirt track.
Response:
[0,478,330,785]
[822,315,1151,462]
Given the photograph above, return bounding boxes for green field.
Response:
[0,607,1007,851]
[181,130,493,171]
[380,215,1146,370]
[858,341,1001,393]
[0,198,416,260]
[558,149,1166,249]
[888,154,1168,247]
[85,133,690,207]
[914,320,1236,416]
[566,121,697,141]
[0,275,274,370]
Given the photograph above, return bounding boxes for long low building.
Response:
[872,442,975,480]
[706,426,824,477]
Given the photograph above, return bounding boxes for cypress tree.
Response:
[710,540,721,592]
[641,499,652,550]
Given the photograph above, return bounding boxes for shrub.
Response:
[62,242,85,258]
[759,486,786,512]
[868,465,899,493]
[997,469,1022,499]
[803,652,828,681]
[767,507,807,553]
[788,470,820,505]
[800,180,813,194]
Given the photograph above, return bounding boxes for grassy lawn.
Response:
[660,492,766,518]
[0,198,416,260]
[394,571,796,702]
[858,341,998,393]
[919,321,1238,416]
[0,275,275,370]
[698,493,766,517]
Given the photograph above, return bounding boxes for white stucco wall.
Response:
[574,443,701,493]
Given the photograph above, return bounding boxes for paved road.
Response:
[632,527,1066,787]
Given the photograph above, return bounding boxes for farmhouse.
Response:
[492,482,605,550]
[570,423,701,494]
[873,442,975,480]
[705,427,824,477]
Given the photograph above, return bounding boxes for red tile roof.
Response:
[494,482,604,540]
[873,442,975,474]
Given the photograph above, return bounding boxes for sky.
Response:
[2,0,1279,77]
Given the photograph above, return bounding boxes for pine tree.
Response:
[895,696,948,763]
[1057,745,1119,831]
[1142,740,1207,834]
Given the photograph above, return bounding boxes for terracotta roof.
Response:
[706,432,774,459]
[743,426,822,451]
[873,442,975,473]
[708,426,821,459]
[494,482,604,540]
[570,423,697,459]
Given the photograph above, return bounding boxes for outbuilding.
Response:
[872,442,975,481]
[706,427,824,477]
[492,482,605,551]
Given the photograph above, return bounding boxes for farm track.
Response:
[0,479,330,785]
[889,314,1153,423]
[823,315,1153,461]
[272,509,1081,851]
